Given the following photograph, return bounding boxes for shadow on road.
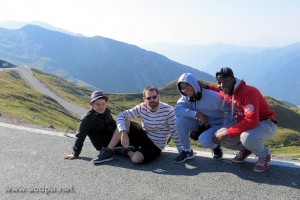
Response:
[76,151,300,190]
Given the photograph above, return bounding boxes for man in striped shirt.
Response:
[91,86,183,164]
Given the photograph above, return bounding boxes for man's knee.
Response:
[240,132,257,147]
[198,128,218,148]
[130,151,144,164]
[199,134,212,148]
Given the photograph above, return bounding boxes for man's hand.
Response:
[121,131,130,148]
[196,112,209,126]
[213,128,228,144]
[63,154,78,160]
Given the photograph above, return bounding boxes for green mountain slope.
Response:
[0,70,79,130]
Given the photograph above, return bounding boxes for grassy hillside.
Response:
[1,68,299,159]
[0,70,79,130]
[32,69,142,116]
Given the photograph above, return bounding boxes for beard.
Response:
[148,101,159,110]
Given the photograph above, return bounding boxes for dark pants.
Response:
[128,121,161,163]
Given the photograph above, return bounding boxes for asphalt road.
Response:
[13,66,87,118]
[0,123,299,200]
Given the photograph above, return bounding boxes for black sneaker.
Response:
[113,146,135,156]
[174,150,194,163]
[91,147,113,164]
[212,145,223,159]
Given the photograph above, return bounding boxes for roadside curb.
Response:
[164,146,300,169]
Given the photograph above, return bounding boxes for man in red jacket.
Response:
[202,67,277,172]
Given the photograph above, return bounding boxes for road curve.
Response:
[13,66,87,118]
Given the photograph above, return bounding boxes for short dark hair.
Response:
[143,86,159,97]
[216,67,234,79]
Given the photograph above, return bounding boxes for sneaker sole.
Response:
[254,167,269,173]
[174,155,195,163]
[91,157,113,164]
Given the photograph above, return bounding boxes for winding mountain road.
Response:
[13,66,87,118]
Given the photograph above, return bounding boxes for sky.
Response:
[1,0,300,47]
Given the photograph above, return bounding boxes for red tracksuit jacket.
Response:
[208,79,276,137]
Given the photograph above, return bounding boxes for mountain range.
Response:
[0,24,213,93]
[143,43,300,106]
[0,21,299,105]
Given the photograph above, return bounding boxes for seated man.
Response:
[204,67,277,172]
[174,73,230,163]
[91,86,183,164]
[64,91,116,161]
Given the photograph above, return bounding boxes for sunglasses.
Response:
[145,95,158,100]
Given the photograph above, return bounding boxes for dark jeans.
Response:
[128,121,161,163]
